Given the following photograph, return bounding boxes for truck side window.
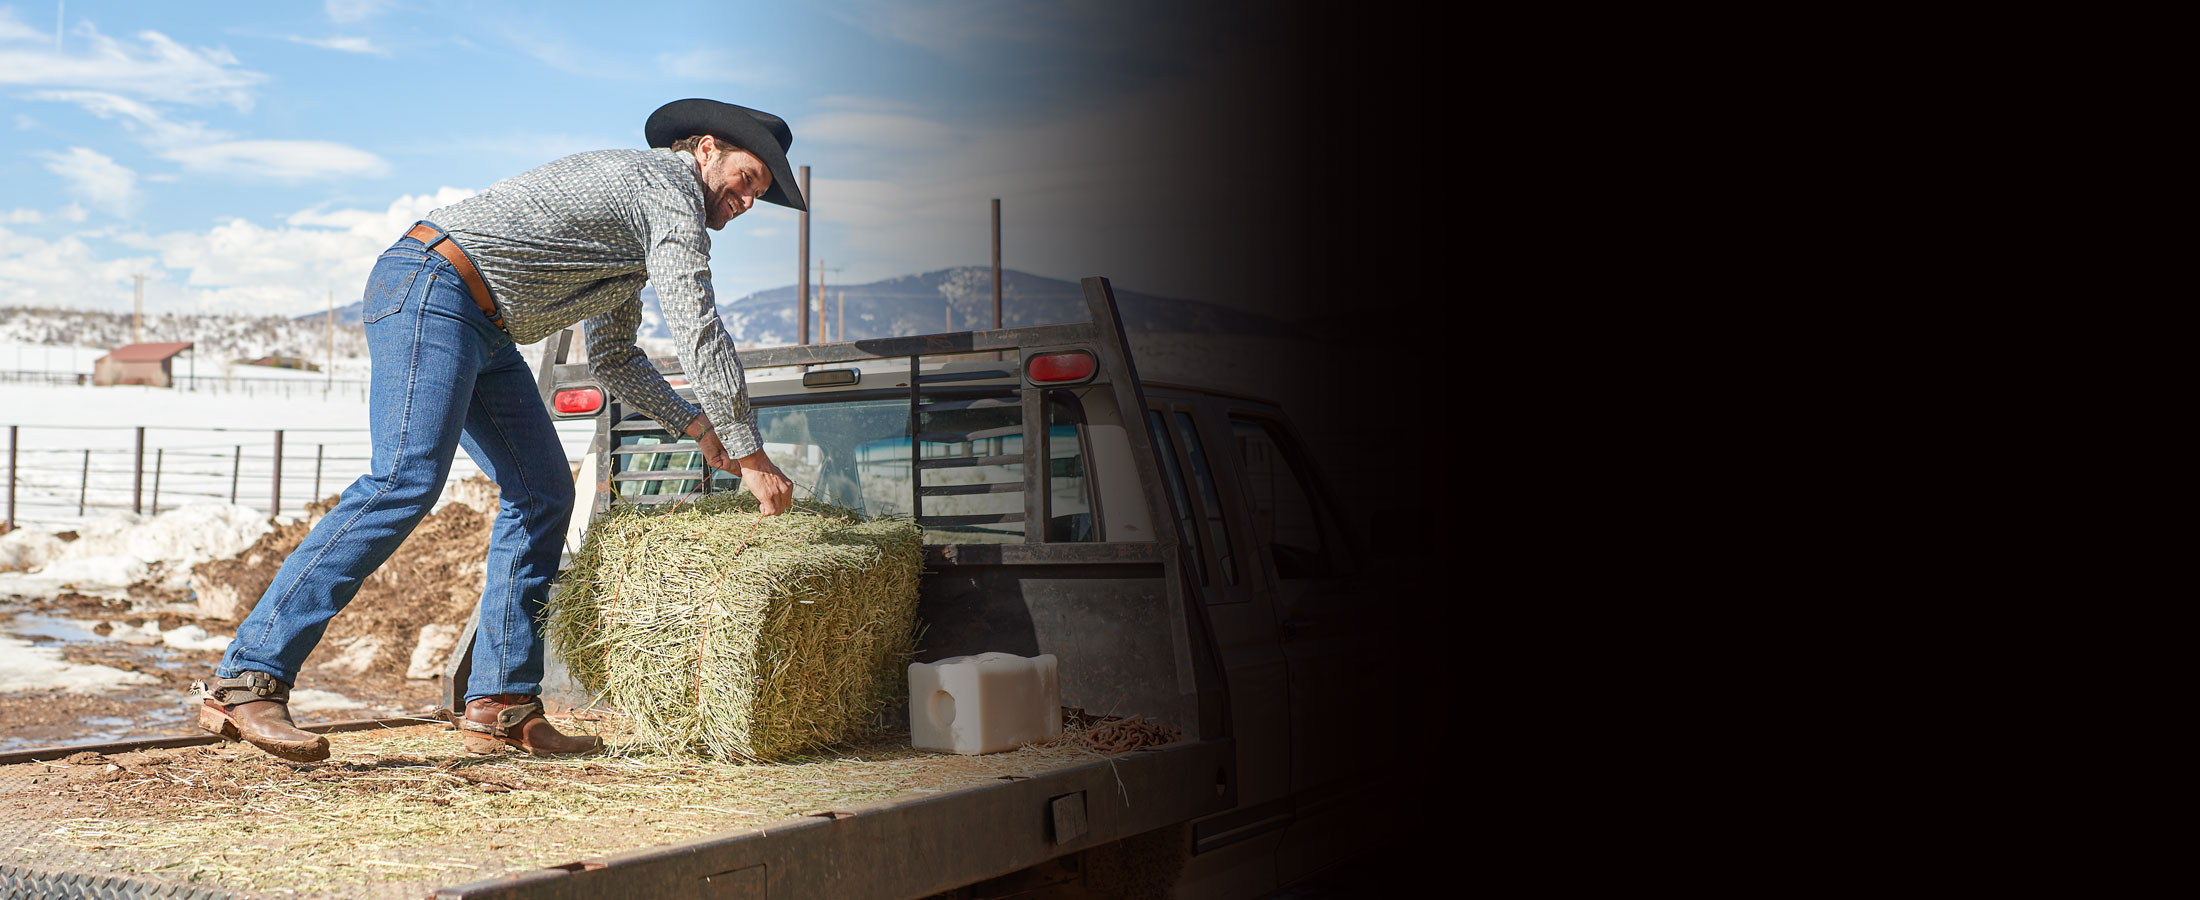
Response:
[1174,411,1238,587]
[1229,418,1343,579]
[1045,392,1098,543]
[1147,410,1208,586]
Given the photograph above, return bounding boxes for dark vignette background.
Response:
[1004,4,1453,893]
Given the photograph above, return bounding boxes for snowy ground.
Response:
[0,339,586,744]
[1,341,593,531]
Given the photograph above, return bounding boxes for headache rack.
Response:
[548,277,1175,557]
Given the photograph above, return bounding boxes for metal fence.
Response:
[4,424,375,530]
[2,423,592,531]
[0,369,373,401]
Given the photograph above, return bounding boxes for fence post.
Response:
[6,425,15,532]
[152,448,163,515]
[231,445,241,504]
[315,444,325,501]
[271,430,284,518]
[133,426,146,514]
[78,449,89,517]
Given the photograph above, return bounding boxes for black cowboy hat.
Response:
[646,98,807,211]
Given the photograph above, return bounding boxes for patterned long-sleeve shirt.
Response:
[424,148,761,457]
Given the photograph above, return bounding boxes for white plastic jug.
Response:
[909,652,1061,755]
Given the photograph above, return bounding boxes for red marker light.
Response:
[1026,351,1097,384]
[552,387,603,415]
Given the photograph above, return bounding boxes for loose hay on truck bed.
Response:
[0,715,1123,900]
[548,494,923,762]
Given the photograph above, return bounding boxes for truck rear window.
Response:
[613,391,1097,545]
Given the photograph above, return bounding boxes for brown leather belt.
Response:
[405,223,504,331]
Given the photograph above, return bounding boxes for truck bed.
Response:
[0,713,1226,899]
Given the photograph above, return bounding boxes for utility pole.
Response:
[132,273,144,344]
[797,165,810,346]
[813,261,842,342]
[991,198,1002,330]
[837,291,844,344]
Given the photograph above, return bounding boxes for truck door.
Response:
[1144,392,1295,871]
[1221,409,1375,883]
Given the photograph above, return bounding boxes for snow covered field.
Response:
[0,345,592,531]
[0,332,591,710]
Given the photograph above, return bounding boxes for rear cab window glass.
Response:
[613,381,1100,547]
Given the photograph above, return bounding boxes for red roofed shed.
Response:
[94,341,195,387]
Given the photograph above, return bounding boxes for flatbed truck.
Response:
[0,278,1399,899]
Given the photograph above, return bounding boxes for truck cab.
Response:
[471,276,1393,898]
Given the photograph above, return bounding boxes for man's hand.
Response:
[692,414,734,473]
[688,414,790,515]
[735,449,793,516]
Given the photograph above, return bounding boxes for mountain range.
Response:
[297,267,1298,346]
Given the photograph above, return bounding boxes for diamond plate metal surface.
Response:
[0,760,448,900]
[0,861,243,899]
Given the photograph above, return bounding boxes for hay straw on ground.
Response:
[5,719,1115,899]
[547,493,923,761]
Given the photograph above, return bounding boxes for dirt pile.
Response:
[189,476,498,682]
[188,498,338,620]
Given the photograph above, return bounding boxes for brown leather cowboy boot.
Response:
[459,694,602,756]
[193,672,330,763]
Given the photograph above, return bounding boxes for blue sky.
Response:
[1,0,1300,320]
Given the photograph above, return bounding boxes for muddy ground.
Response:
[0,478,500,752]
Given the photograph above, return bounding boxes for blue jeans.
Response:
[218,222,574,702]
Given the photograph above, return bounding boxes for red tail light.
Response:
[553,387,603,415]
[1026,351,1096,384]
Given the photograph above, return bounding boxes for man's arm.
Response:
[632,160,791,515]
[581,277,700,435]
[586,294,792,515]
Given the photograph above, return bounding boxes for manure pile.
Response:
[548,494,923,761]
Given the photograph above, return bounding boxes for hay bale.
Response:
[547,494,923,761]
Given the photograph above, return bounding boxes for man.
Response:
[194,99,802,762]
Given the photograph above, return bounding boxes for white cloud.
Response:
[13,112,34,129]
[656,48,781,85]
[800,111,957,150]
[283,34,386,55]
[0,226,162,309]
[0,188,477,316]
[2,208,41,223]
[37,147,140,218]
[5,16,387,189]
[164,140,391,182]
[0,9,44,42]
[409,132,623,168]
[325,0,394,24]
[33,90,391,184]
[0,15,266,110]
[285,186,476,234]
[28,89,224,144]
[493,24,594,76]
[58,203,87,223]
[124,187,476,315]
